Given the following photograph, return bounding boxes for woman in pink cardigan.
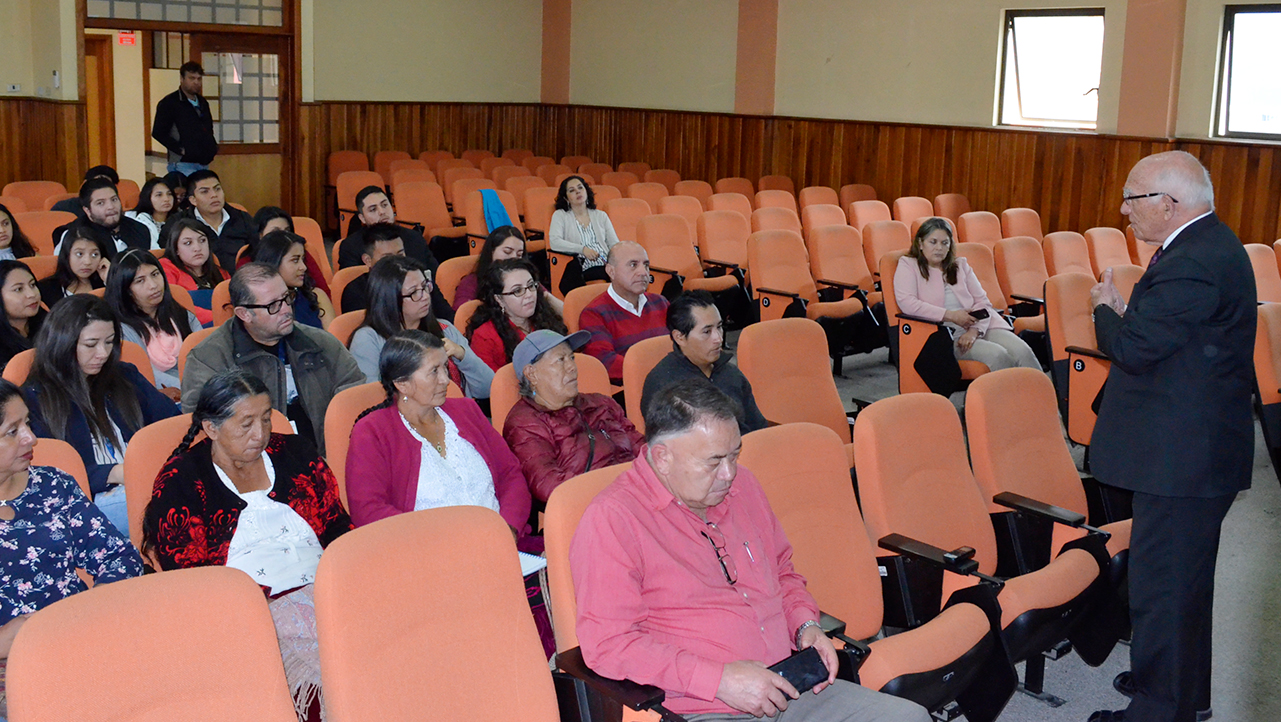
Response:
[894,217,1039,372]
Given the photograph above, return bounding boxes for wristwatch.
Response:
[795,620,821,647]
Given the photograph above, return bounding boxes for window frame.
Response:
[996,7,1106,130]
[1214,3,1281,141]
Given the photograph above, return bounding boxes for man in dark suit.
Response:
[1087,151,1256,722]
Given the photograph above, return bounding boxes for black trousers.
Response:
[1126,491,1235,722]
[559,257,609,296]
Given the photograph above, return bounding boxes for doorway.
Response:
[83,36,116,169]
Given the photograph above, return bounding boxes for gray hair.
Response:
[518,375,535,398]
[1143,150,1215,212]
[229,262,281,308]
[643,378,742,447]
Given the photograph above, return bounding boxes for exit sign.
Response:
[118,32,136,46]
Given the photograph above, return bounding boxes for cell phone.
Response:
[969,308,990,319]
[767,647,829,693]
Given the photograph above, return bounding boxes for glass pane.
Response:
[113,1,139,20]
[221,125,241,143]
[1000,13,1104,129]
[263,123,279,144]
[243,125,261,144]
[243,102,260,121]
[140,2,163,21]
[262,99,278,121]
[221,100,241,121]
[1222,11,1281,136]
[261,9,283,26]
[190,4,213,23]
[87,0,111,17]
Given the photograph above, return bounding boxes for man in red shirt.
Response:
[578,242,670,382]
[570,380,929,721]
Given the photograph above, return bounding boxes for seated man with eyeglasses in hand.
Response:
[181,263,365,455]
[571,380,931,722]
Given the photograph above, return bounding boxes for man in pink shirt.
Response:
[570,380,929,722]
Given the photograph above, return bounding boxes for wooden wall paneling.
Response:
[0,99,89,191]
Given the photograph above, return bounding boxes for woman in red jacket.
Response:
[502,330,642,502]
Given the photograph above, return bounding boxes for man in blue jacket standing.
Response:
[151,61,219,175]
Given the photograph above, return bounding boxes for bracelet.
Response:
[795,620,821,648]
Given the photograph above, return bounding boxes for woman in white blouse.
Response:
[547,175,620,296]
[143,368,352,721]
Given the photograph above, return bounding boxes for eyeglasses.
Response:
[401,280,434,302]
[1122,191,1179,204]
[240,288,296,315]
[700,522,738,586]
[499,280,539,299]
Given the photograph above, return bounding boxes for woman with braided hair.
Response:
[142,367,350,722]
[344,329,553,656]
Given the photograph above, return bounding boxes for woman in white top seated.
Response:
[123,178,175,248]
[547,175,620,296]
[104,249,202,394]
[143,367,352,722]
[893,217,1039,372]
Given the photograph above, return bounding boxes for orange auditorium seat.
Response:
[707,193,752,225]
[798,186,840,214]
[892,196,934,225]
[617,161,651,177]
[3,181,67,214]
[957,211,1003,250]
[603,198,651,243]
[757,175,795,194]
[600,171,639,194]
[1001,208,1043,241]
[750,206,802,235]
[1043,231,1093,277]
[626,182,669,214]
[839,183,877,210]
[933,193,972,223]
[849,199,892,234]
[374,150,411,185]
[755,189,797,214]
[1084,227,1131,278]
[643,169,681,194]
[673,180,713,209]
[714,177,755,205]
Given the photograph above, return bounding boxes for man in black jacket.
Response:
[53,177,151,258]
[161,169,257,273]
[151,61,218,175]
[1086,151,1255,722]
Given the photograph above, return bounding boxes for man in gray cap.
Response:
[502,329,644,503]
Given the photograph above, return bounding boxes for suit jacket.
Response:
[1091,213,1256,498]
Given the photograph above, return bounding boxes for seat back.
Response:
[849,199,892,233]
[522,155,556,174]
[707,192,753,224]
[489,353,612,431]
[292,216,332,283]
[750,206,802,235]
[1127,225,1157,266]
[522,186,559,233]
[799,186,840,213]
[211,279,233,325]
[563,284,609,333]
[0,194,27,213]
[453,299,482,336]
[1256,304,1281,406]
[697,209,751,269]
[1111,263,1145,304]
[955,241,1009,311]
[1001,207,1043,240]
[314,507,559,722]
[40,194,76,212]
[755,189,798,214]
[418,150,454,175]
[800,204,847,240]
[336,170,385,225]
[1247,243,1281,303]
[626,181,669,213]
[738,317,850,442]
[933,193,972,223]
[748,229,819,305]
[644,169,681,193]
[740,423,884,639]
[673,179,714,209]
[655,195,703,235]
[504,175,546,216]
[561,154,592,169]
[758,175,795,194]
[1043,231,1093,277]
[1084,227,1131,277]
[32,438,91,499]
[603,198,652,243]
[390,169,437,198]
[116,179,141,209]
[7,566,299,722]
[119,340,155,386]
[481,156,516,179]
[436,157,476,181]
[853,393,999,577]
[2,181,67,213]
[391,181,453,233]
[176,327,217,381]
[892,196,934,225]
[600,171,639,194]
[14,211,76,255]
[578,162,613,180]
[438,254,480,306]
[464,189,522,251]
[324,381,386,507]
[543,462,633,651]
[537,164,573,186]
[374,150,411,185]
[389,158,432,179]
[2,348,33,384]
[462,149,496,166]
[328,310,366,347]
[492,165,532,190]
[808,225,873,292]
[994,236,1049,301]
[590,185,621,207]
[621,335,670,433]
[966,368,1089,516]
[446,173,492,214]
[839,183,877,210]
[1044,272,1098,364]
[328,150,370,186]
[501,148,534,164]
[331,267,369,314]
[715,177,755,204]
[956,211,1003,250]
[22,254,57,281]
[636,214,700,288]
[908,216,957,241]
[862,220,911,276]
[618,161,651,177]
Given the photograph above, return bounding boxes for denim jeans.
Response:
[167,161,208,176]
[93,484,130,539]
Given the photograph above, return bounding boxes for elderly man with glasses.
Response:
[571,379,931,722]
[181,262,364,454]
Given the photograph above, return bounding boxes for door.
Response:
[84,36,116,169]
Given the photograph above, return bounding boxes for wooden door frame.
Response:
[83,34,117,169]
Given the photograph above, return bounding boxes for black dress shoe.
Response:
[1088,711,1125,722]
[1113,671,1136,698]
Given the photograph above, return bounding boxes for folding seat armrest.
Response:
[1009,293,1045,306]
[1065,345,1108,360]
[818,611,872,668]
[894,312,942,326]
[428,225,467,239]
[756,286,803,301]
[878,533,1004,587]
[702,258,740,271]
[648,265,683,278]
[555,646,677,716]
[816,279,860,293]
[992,492,1111,541]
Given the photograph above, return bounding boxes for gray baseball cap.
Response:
[512,329,592,382]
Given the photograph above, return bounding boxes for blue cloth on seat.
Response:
[479,188,514,233]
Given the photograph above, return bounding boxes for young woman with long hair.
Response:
[464,258,567,371]
[251,230,335,330]
[104,249,201,392]
[0,203,37,261]
[36,226,111,311]
[124,177,175,247]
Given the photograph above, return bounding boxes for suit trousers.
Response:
[684,680,930,722]
[1126,491,1235,722]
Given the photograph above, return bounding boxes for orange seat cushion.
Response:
[685,275,739,293]
[859,601,991,692]
[806,297,866,321]
[1012,315,1046,334]
[996,547,1098,629]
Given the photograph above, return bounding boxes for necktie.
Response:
[1147,245,1166,268]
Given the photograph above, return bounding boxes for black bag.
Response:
[914,328,962,396]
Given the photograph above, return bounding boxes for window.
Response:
[998,9,1105,130]
[87,0,284,27]
[200,51,281,145]
[1216,5,1281,139]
